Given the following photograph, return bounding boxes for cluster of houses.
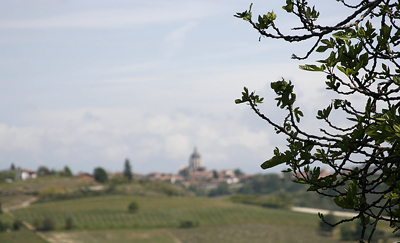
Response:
[2,147,341,193]
[0,168,37,183]
[143,147,245,190]
[1,148,247,191]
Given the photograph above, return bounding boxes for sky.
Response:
[0,0,354,175]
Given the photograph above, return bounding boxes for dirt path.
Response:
[292,206,357,218]
[3,196,38,212]
[4,196,38,231]
[161,229,183,243]
[4,196,53,243]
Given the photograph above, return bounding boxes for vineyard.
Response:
[12,195,318,230]
[5,195,348,243]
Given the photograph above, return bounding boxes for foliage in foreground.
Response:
[235,1,400,242]
[340,220,385,242]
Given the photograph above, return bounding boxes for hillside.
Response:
[1,176,400,243]
[7,195,342,243]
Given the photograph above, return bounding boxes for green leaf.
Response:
[235,99,244,104]
[333,196,348,208]
[393,76,400,85]
[359,53,369,67]
[234,4,253,21]
[316,45,329,53]
[281,168,292,173]
[381,23,391,40]
[294,107,303,123]
[357,27,366,38]
[307,185,319,191]
[261,157,285,169]
[393,123,400,133]
[282,0,294,12]
[256,11,277,29]
[365,124,379,137]
[299,64,325,72]
[261,148,286,169]
[333,30,356,40]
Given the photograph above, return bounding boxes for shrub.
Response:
[128,201,139,213]
[41,217,55,231]
[65,216,73,230]
[12,219,23,230]
[33,218,41,230]
[178,220,199,228]
[0,220,10,232]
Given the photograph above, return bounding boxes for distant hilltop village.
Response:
[144,147,333,190]
[1,147,334,191]
[0,147,247,191]
[146,147,243,190]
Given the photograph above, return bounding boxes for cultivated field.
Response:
[3,195,347,243]
[12,195,321,230]
[2,180,399,242]
[0,212,48,243]
[39,224,343,243]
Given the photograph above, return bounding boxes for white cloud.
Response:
[104,144,130,160]
[0,2,220,29]
[0,106,275,173]
[165,134,191,158]
[0,0,357,175]
[164,22,197,56]
[0,124,43,151]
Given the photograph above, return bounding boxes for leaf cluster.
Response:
[235,1,400,242]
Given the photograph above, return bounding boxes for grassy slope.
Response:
[43,229,178,243]
[169,224,342,243]
[12,195,321,230]
[0,213,48,243]
[6,194,399,243]
[39,225,343,243]
[9,195,345,242]
[0,176,94,208]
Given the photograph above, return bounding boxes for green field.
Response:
[38,224,343,243]
[0,212,48,243]
[169,224,342,243]
[12,195,321,230]
[43,229,178,243]
[3,194,400,242]
[7,194,345,242]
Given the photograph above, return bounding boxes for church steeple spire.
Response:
[189,146,203,172]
